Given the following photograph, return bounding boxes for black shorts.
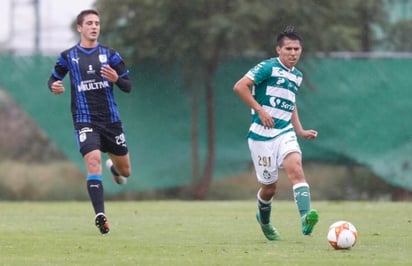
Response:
[74,122,129,157]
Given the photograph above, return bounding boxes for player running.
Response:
[48,9,132,235]
[233,26,319,240]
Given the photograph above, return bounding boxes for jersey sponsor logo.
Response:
[87,65,96,75]
[71,57,80,64]
[269,97,277,107]
[77,80,110,92]
[280,101,294,111]
[269,97,295,111]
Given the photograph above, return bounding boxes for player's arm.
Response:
[233,76,274,129]
[101,64,132,93]
[292,105,318,140]
[115,75,132,93]
[105,50,132,93]
[48,76,65,95]
[48,60,67,95]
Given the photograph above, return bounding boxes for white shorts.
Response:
[248,131,302,185]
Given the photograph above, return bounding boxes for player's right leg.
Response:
[248,139,280,240]
[94,212,110,235]
[75,124,110,234]
[256,187,280,240]
[83,150,110,234]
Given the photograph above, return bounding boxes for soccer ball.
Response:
[327,221,358,249]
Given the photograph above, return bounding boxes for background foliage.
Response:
[93,0,396,198]
[1,0,412,200]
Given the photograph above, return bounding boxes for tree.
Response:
[93,0,389,199]
[385,20,412,51]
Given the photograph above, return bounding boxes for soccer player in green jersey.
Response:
[233,26,319,240]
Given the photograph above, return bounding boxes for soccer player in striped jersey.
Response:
[48,9,132,235]
[233,26,319,240]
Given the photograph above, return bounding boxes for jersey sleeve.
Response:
[245,59,273,86]
[109,49,129,78]
[47,53,69,91]
[108,48,132,92]
[51,53,69,80]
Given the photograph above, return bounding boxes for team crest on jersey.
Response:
[99,54,108,64]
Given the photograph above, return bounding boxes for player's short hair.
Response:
[276,26,302,47]
[77,9,100,26]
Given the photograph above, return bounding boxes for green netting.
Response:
[0,55,411,193]
[297,58,412,190]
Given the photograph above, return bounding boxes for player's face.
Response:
[276,38,302,69]
[77,14,100,43]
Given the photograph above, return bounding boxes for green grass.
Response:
[0,201,411,265]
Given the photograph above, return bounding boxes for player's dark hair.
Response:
[77,9,100,26]
[276,26,302,47]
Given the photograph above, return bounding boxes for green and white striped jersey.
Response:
[245,57,303,141]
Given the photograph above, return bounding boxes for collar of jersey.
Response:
[76,42,100,54]
[276,57,295,72]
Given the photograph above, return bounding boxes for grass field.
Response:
[0,201,411,265]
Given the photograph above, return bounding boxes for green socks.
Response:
[293,183,311,217]
[257,192,272,224]
[257,183,311,225]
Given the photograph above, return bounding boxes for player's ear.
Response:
[77,24,82,33]
[276,46,281,55]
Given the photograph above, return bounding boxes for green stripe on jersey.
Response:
[245,57,302,140]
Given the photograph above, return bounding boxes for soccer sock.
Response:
[110,165,120,176]
[257,189,273,225]
[293,182,311,217]
[87,175,104,214]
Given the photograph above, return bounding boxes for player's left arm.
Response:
[292,105,318,140]
[100,63,132,93]
[102,50,132,93]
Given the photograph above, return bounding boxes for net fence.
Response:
[1,55,411,194]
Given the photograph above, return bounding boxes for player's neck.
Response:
[80,40,98,49]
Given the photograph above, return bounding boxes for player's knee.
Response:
[260,184,277,199]
[86,156,101,173]
[266,186,277,197]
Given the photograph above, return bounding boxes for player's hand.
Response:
[299,129,318,140]
[101,64,118,83]
[257,109,274,129]
[51,80,65,94]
